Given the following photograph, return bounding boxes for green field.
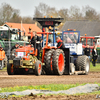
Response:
[90,63,100,72]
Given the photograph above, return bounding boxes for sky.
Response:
[0,0,100,17]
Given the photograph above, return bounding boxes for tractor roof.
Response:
[33,18,64,27]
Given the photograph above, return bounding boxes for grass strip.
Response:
[90,62,100,72]
[0,83,86,93]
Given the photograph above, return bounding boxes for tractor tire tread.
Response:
[44,49,55,74]
[52,49,65,75]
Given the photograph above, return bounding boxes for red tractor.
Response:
[7,32,66,75]
[80,35,96,50]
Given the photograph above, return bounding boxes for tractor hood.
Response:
[15,45,34,52]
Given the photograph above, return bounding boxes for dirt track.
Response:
[0,71,100,100]
[0,71,99,88]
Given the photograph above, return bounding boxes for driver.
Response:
[56,36,65,49]
[11,43,19,51]
[31,31,42,59]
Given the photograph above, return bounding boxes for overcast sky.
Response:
[0,0,100,17]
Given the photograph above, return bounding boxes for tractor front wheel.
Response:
[81,56,90,75]
[76,55,90,75]
[7,63,15,75]
[35,60,42,76]
[52,49,65,75]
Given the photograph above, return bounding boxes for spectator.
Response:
[84,44,90,59]
[92,45,98,66]
[0,44,3,51]
[56,36,65,49]
[31,31,42,59]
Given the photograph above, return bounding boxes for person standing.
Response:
[84,44,90,59]
[31,31,42,60]
[56,36,65,49]
[92,45,98,66]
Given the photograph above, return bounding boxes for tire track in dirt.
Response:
[0,72,99,88]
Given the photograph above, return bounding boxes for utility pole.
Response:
[8,27,11,59]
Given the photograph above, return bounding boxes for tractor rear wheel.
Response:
[7,63,15,75]
[76,55,90,75]
[44,49,55,74]
[52,49,65,75]
[35,60,42,76]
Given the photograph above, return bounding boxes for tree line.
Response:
[0,3,34,25]
[0,2,100,26]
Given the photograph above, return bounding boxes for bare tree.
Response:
[10,9,22,23]
[0,3,22,25]
[82,5,100,21]
[0,3,14,25]
[58,8,69,22]
[47,7,58,17]
[34,3,49,17]
[34,3,58,18]
[68,5,83,20]
[22,16,34,24]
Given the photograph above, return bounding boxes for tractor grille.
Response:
[13,60,20,66]
[13,58,23,67]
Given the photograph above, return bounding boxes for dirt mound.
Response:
[0,94,98,100]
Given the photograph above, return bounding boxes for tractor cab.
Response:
[62,29,82,55]
[42,31,62,47]
[33,17,63,47]
[0,26,29,58]
[0,26,19,40]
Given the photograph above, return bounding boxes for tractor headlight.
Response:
[27,53,30,56]
[27,53,30,58]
